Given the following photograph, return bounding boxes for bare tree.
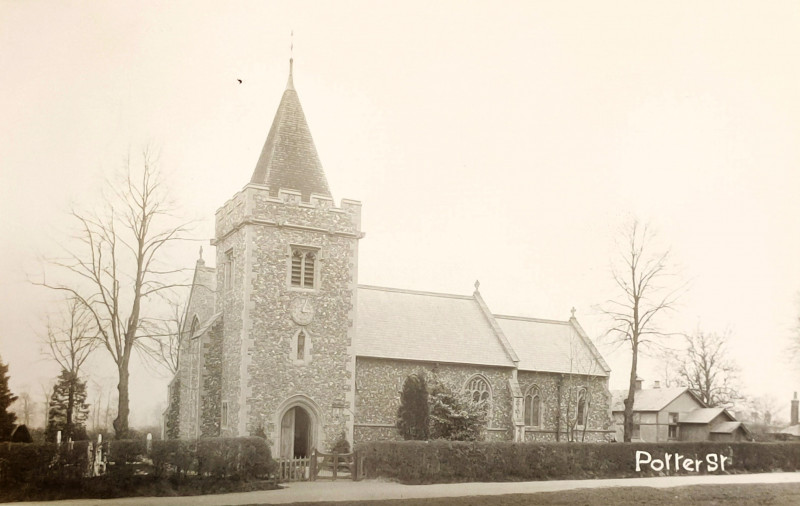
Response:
[136,296,186,376]
[674,329,740,408]
[44,297,97,376]
[38,150,191,438]
[560,322,606,442]
[602,221,681,442]
[12,391,34,427]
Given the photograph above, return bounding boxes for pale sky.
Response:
[2,1,799,427]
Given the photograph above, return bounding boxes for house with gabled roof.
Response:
[164,59,614,457]
[611,382,750,442]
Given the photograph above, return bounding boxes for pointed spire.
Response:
[250,58,332,202]
[286,58,294,91]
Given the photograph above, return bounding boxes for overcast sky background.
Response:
[2,1,799,428]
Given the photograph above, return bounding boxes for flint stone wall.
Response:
[517,370,613,442]
[354,357,515,443]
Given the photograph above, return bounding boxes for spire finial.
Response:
[570,307,576,318]
[474,280,480,292]
[286,30,295,90]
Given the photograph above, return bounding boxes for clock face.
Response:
[290,297,315,326]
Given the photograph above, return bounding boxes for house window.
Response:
[224,249,234,290]
[290,247,317,289]
[524,385,541,427]
[668,412,679,439]
[632,412,641,439]
[576,388,588,426]
[221,401,229,428]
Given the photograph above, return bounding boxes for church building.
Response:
[165,60,614,458]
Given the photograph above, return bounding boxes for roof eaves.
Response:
[355,353,516,369]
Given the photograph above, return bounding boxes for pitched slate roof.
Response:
[354,285,516,367]
[610,387,695,412]
[496,315,609,376]
[250,59,332,202]
[711,421,748,434]
[679,407,731,424]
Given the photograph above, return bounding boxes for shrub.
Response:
[356,441,800,484]
[330,431,351,453]
[428,380,487,441]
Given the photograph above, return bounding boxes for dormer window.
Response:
[290,247,317,289]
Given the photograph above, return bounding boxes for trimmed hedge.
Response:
[356,441,800,484]
[0,441,92,485]
[0,437,276,488]
[151,437,276,480]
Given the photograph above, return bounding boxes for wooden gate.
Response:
[278,456,311,481]
[310,450,364,481]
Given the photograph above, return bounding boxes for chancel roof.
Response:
[250,59,332,202]
[496,315,609,375]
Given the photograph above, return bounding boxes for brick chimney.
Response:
[792,392,798,426]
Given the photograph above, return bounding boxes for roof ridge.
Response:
[357,284,472,299]
[493,314,570,325]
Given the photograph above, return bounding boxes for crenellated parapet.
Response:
[213,183,363,245]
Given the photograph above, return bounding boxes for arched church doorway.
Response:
[280,406,313,458]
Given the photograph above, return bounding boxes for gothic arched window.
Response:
[291,329,311,365]
[576,388,589,426]
[465,375,491,403]
[524,385,542,427]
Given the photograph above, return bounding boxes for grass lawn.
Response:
[271,483,800,505]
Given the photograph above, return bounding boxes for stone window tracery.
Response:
[466,376,491,402]
[524,385,542,427]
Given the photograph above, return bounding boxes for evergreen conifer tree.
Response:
[396,374,429,440]
[46,369,89,442]
[0,356,17,441]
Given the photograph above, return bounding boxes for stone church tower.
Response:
[208,60,362,458]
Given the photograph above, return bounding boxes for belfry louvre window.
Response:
[291,247,317,288]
